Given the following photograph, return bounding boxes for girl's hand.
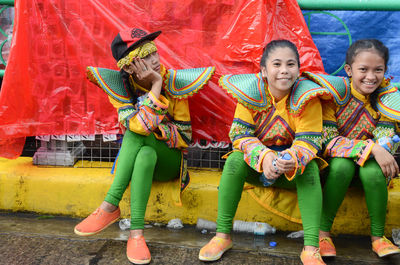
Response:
[131,58,162,98]
[262,152,281,180]
[131,58,162,85]
[371,144,399,179]
[274,152,296,173]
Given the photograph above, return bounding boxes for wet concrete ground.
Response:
[1,212,400,265]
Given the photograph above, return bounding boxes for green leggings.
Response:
[217,152,322,247]
[105,130,181,230]
[320,158,387,237]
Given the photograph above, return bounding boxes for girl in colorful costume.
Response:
[199,40,331,265]
[74,28,214,264]
[304,39,400,258]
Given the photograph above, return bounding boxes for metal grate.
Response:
[24,135,231,169]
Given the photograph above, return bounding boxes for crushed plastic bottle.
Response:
[166,218,184,229]
[196,218,217,231]
[392,228,400,246]
[287,230,304,239]
[119,218,130,231]
[233,220,276,236]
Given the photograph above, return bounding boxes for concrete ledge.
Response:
[1,157,400,236]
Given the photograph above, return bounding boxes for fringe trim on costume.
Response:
[163,67,215,99]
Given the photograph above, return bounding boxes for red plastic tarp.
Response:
[0,0,324,158]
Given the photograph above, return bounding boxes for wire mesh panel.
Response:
[25,135,231,169]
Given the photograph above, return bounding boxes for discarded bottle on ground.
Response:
[233,220,276,235]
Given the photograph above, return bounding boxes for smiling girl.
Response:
[306,39,400,259]
[198,40,331,265]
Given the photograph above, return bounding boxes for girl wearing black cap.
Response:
[74,28,215,264]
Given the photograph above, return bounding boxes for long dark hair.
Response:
[120,70,139,105]
[260,39,300,69]
[345,39,389,111]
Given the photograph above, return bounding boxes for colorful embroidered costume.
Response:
[304,72,400,238]
[87,64,214,225]
[75,28,216,265]
[215,73,330,247]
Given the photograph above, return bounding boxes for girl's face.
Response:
[122,51,161,75]
[344,49,386,96]
[261,47,300,101]
[142,51,161,73]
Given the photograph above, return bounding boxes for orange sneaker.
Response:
[372,236,400,257]
[300,248,326,265]
[126,235,151,264]
[319,237,336,257]
[74,207,120,236]
[198,236,233,261]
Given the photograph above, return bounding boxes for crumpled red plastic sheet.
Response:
[0,0,324,158]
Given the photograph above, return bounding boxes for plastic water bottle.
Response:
[196,218,217,232]
[377,135,400,153]
[233,220,276,235]
[119,218,130,230]
[259,153,292,187]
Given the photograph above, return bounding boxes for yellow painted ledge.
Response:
[1,157,400,236]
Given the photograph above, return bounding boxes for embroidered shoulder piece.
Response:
[376,80,400,121]
[86,66,133,104]
[219,73,272,112]
[289,77,332,115]
[302,72,351,106]
[163,66,215,99]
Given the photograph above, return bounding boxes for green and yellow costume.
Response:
[87,64,214,229]
[217,73,330,247]
[304,72,400,237]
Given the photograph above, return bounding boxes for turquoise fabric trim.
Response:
[376,83,400,121]
[165,67,214,97]
[289,77,331,112]
[220,73,269,109]
[87,66,133,104]
[302,72,351,106]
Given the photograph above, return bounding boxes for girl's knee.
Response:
[327,158,354,182]
[360,169,386,187]
[221,152,249,181]
[137,146,157,164]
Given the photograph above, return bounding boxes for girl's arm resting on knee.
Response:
[108,92,169,136]
[280,98,322,180]
[229,103,274,173]
[322,99,375,166]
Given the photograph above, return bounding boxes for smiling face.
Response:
[261,46,300,100]
[344,49,386,96]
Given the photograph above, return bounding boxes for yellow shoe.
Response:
[300,248,326,265]
[319,237,336,257]
[198,236,233,261]
[372,236,400,258]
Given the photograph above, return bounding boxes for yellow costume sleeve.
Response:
[284,97,323,180]
[154,97,192,149]
[108,91,169,136]
[229,103,273,172]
